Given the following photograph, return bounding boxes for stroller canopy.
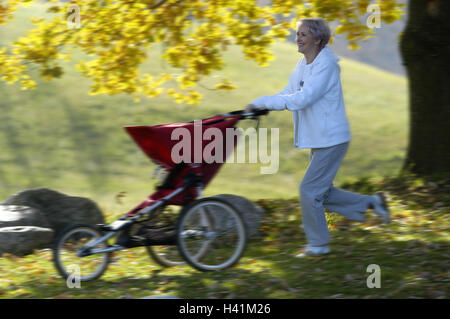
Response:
[125,114,241,170]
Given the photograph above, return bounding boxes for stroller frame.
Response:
[78,181,193,257]
[53,109,269,279]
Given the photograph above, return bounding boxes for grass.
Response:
[0,175,448,299]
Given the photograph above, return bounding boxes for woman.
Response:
[246,18,390,257]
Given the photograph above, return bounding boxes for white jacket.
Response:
[251,46,351,149]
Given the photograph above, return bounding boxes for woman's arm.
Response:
[254,61,338,111]
[249,83,290,111]
[249,58,303,111]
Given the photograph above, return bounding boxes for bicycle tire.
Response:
[53,224,111,282]
[176,197,247,271]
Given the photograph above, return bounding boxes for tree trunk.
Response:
[400,0,450,177]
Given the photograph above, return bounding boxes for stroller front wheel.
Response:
[176,197,247,271]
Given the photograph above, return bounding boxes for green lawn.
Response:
[0,175,448,299]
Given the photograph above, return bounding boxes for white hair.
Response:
[297,18,331,50]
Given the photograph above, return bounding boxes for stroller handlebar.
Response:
[222,108,270,118]
[246,108,270,117]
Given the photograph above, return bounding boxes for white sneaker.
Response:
[371,192,391,224]
[295,245,330,258]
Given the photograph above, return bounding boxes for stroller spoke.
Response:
[177,198,247,271]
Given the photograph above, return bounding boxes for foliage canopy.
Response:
[0,0,403,103]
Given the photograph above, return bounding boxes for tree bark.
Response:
[400,0,450,177]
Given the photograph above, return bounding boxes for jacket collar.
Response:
[304,45,339,66]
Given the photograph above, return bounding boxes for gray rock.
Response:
[0,205,50,229]
[0,226,54,256]
[2,188,105,237]
[214,194,264,239]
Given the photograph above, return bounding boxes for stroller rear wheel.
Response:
[146,245,185,267]
[53,224,111,282]
[143,205,212,267]
[176,197,247,271]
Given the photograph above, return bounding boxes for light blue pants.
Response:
[300,142,372,246]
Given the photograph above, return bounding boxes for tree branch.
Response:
[148,0,168,10]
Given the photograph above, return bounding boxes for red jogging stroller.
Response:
[53,109,268,281]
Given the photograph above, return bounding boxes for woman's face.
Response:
[296,23,320,54]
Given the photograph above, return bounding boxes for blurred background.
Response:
[0,1,408,215]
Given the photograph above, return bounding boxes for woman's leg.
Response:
[300,142,350,247]
[323,187,372,222]
[299,142,388,252]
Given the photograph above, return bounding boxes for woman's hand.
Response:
[245,104,256,113]
[245,103,265,113]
